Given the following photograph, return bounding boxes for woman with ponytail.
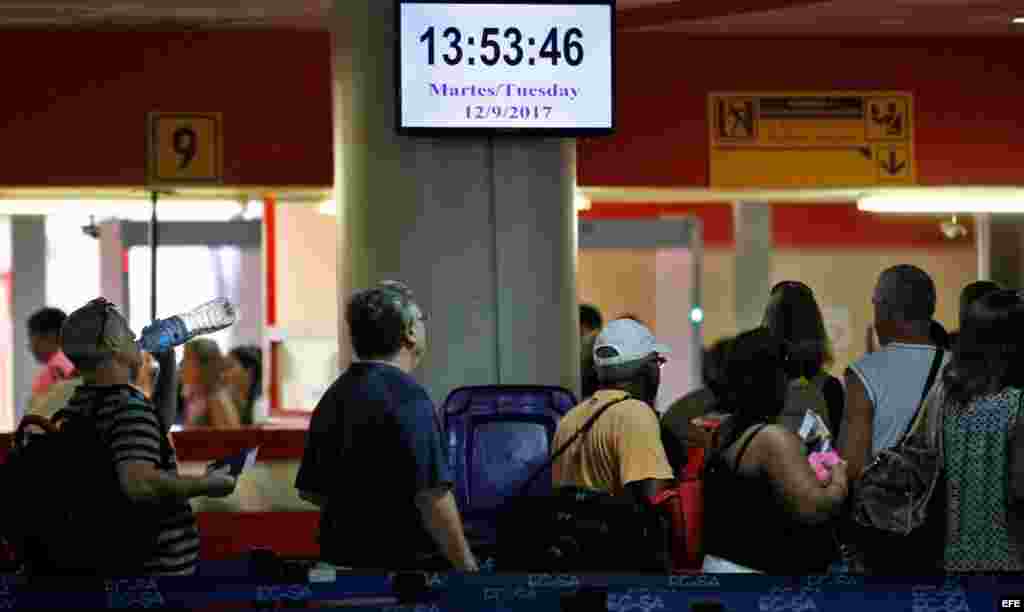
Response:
[702,327,849,574]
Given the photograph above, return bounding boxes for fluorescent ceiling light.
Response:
[0,198,265,221]
[858,191,1024,213]
[575,190,591,211]
[1014,16,1024,24]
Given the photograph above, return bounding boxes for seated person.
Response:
[180,339,241,429]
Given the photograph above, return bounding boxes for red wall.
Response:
[578,36,1024,188]
[0,30,332,186]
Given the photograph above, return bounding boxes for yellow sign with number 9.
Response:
[147,113,222,185]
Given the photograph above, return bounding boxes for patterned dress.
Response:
[943,386,1024,572]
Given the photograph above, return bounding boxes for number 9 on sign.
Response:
[172,127,197,169]
[147,112,223,185]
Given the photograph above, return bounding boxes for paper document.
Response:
[206,447,259,478]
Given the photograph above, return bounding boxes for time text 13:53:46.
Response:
[419,27,584,67]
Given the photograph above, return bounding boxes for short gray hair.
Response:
[874,265,936,323]
[346,280,423,361]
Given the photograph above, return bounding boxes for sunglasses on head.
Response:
[771,281,814,296]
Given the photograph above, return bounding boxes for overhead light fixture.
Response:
[858,191,1024,213]
[0,199,264,221]
[575,189,591,211]
[1013,16,1024,24]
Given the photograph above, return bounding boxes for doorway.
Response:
[577,217,703,411]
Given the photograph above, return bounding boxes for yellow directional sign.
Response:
[147,112,223,186]
[709,92,915,189]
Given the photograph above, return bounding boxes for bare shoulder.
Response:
[745,424,801,461]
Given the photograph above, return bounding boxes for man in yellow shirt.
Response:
[552,318,675,503]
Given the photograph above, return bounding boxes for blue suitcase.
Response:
[441,385,576,547]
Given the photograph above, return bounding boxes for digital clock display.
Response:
[397,1,615,133]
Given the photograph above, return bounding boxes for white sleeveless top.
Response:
[848,342,947,455]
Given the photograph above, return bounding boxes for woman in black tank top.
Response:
[702,328,850,574]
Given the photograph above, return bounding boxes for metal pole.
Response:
[149,191,159,321]
[975,213,992,281]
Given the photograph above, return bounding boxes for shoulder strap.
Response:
[517,394,632,496]
[899,348,944,446]
[732,424,767,471]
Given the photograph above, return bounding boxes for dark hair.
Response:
[874,265,936,323]
[703,337,733,397]
[716,327,788,448]
[943,290,1024,405]
[959,280,1001,325]
[28,307,67,337]
[346,282,420,361]
[580,304,603,331]
[929,320,951,350]
[762,282,832,379]
[229,345,262,425]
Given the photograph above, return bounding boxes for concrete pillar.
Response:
[988,215,1024,290]
[11,216,46,420]
[733,202,773,332]
[332,1,579,403]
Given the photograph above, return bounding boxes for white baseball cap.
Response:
[593,318,671,367]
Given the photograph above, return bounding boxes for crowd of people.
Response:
[577,266,1022,574]
[25,307,262,429]
[8,262,1023,577]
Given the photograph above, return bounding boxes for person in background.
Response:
[762,281,845,439]
[948,280,1002,348]
[930,320,951,351]
[296,281,478,572]
[552,318,675,513]
[660,337,733,471]
[579,304,604,400]
[841,265,943,481]
[865,325,880,354]
[180,339,241,429]
[936,290,1024,572]
[58,298,235,575]
[702,328,848,574]
[224,346,262,426]
[27,307,75,405]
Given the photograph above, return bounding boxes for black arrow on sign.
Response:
[879,150,906,175]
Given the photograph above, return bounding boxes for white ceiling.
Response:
[0,0,1018,34]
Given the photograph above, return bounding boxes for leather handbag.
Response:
[848,347,946,572]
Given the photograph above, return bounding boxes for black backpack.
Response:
[2,397,168,577]
[498,396,670,573]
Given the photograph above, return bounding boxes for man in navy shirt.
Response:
[296,281,478,571]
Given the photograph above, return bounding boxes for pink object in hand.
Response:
[808,450,841,482]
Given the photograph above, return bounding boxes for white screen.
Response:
[399,2,613,130]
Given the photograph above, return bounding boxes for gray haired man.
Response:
[296,281,478,571]
[840,265,947,480]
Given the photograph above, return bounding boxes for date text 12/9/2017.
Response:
[465,106,553,120]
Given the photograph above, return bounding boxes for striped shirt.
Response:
[67,384,200,576]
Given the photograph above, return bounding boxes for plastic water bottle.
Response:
[137,298,238,353]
